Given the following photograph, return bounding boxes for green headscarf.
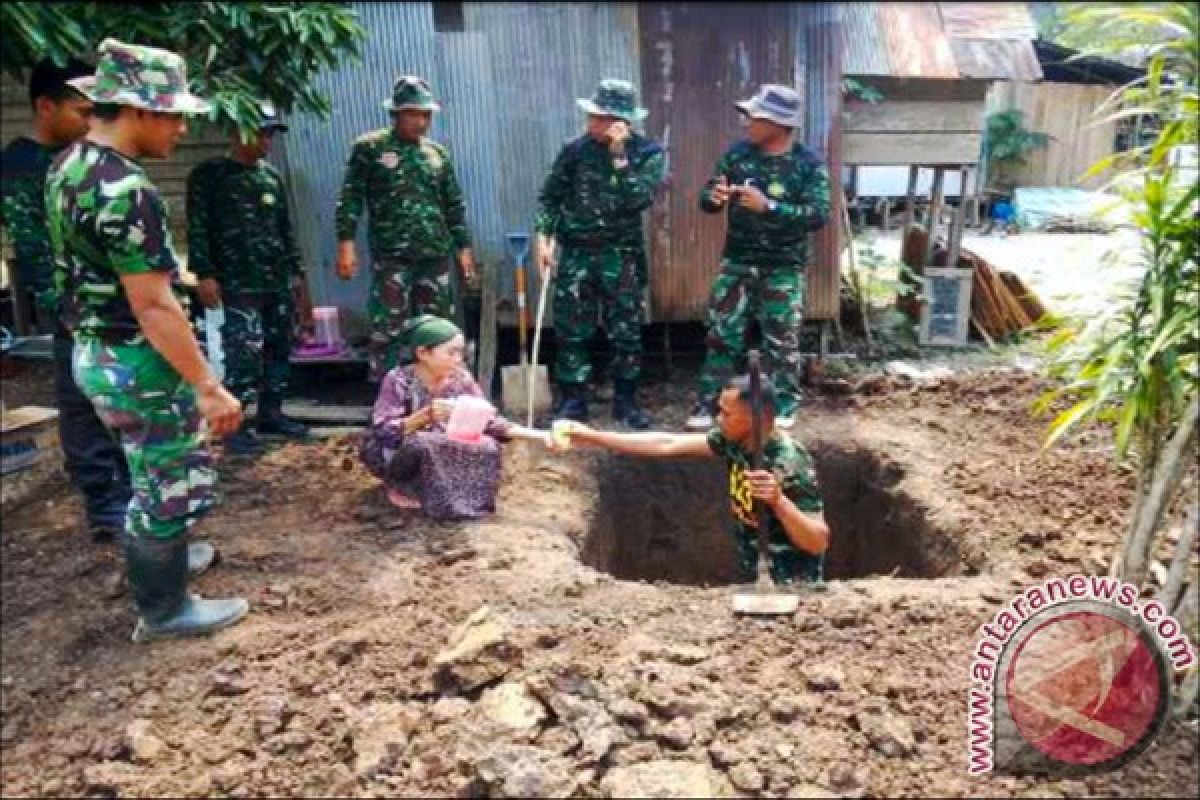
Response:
[404,314,461,350]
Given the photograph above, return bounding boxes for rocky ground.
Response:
[2,353,1197,798]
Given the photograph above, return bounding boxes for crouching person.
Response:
[360,315,549,519]
[556,374,830,584]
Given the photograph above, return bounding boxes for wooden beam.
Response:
[843,101,984,134]
[843,132,983,166]
[946,167,970,269]
[904,165,920,231]
[922,167,945,271]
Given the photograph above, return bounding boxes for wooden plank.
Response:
[843,101,983,133]
[903,164,920,230]
[922,167,945,270]
[844,132,983,165]
[861,77,991,103]
[945,167,970,268]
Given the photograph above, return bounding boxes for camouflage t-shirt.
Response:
[46,140,187,343]
[534,133,665,249]
[334,128,470,260]
[1,136,66,319]
[706,428,825,584]
[699,139,831,267]
[186,156,303,292]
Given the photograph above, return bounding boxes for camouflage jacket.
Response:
[335,129,471,260]
[186,157,303,293]
[46,140,189,343]
[700,140,831,267]
[1,137,65,315]
[535,133,665,249]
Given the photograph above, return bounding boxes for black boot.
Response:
[257,393,309,439]
[612,380,651,430]
[225,421,263,455]
[123,534,248,643]
[554,383,589,422]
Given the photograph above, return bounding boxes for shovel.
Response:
[500,233,552,424]
[731,350,800,616]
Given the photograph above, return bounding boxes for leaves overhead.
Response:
[0,2,366,138]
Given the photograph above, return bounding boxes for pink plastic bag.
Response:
[445,395,496,443]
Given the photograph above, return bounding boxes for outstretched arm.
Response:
[567,424,713,458]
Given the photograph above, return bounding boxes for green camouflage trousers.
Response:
[72,338,217,540]
[368,255,454,382]
[222,289,293,406]
[697,260,806,415]
[553,246,644,386]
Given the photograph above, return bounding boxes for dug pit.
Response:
[580,441,979,585]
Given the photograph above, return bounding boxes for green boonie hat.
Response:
[576,79,647,123]
[384,75,441,113]
[68,38,211,114]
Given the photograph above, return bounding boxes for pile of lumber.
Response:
[901,226,1052,342]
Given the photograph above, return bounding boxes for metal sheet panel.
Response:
[638,2,797,321]
[840,4,890,77]
[277,2,439,333]
[950,38,1043,81]
[938,3,1038,40]
[803,4,843,321]
[879,3,960,79]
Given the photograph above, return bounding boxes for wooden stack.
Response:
[901,226,1052,342]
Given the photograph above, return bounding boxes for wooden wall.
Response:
[985,80,1119,189]
[843,77,989,167]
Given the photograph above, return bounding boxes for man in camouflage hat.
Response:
[187,101,309,454]
[47,38,249,643]
[535,78,665,428]
[2,57,136,545]
[335,74,475,382]
[686,84,831,432]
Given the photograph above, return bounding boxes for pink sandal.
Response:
[387,488,420,509]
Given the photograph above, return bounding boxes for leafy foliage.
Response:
[842,77,883,104]
[0,2,366,137]
[983,109,1051,189]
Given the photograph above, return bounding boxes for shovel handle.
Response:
[514,258,529,355]
[747,350,773,584]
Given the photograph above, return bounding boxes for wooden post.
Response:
[903,164,919,231]
[881,198,892,232]
[922,167,945,270]
[946,166,970,269]
[477,260,498,402]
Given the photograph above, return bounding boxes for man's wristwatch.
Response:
[765,198,779,213]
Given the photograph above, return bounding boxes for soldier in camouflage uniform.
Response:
[686,84,831,432]
[187,103,309,454]
[47,39,249,643]
[335,75,475,382]
[535,79,665,428]
[1,58,136,544]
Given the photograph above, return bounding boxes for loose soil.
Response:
[2,359,1197,798]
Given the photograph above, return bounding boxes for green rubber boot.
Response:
[123,534,249,644]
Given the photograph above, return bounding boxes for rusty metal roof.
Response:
[842,2,1042,81]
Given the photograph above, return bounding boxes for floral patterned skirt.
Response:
[360,428,502,520]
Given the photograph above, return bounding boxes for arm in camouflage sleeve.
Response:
[185,162,218,280]
[277,174,304,277]
[440,149,471,250]
[699,149,734,213]
[534,145,572,237]
[2,173,57,307]
[772,159,832,233]
[334,141,368,242]
[615,144,665,213]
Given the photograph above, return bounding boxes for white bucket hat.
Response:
[735,84,802,128]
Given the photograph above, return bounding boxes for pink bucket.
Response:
[445,396,496,443]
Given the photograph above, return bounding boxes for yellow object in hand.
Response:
[551,419,577,450]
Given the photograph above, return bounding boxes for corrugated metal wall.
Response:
[803,4,843,321]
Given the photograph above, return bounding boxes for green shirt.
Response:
[699,139,831,267]
[707,428,825,584]
[335,128,470,260]
[185,156,303,293]
[534,133,665,249]
[1,136,65,320]
[46,140,188,343]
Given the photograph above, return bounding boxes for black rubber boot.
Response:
[257,394,309,439]
[225,421,263,455]
[612,380,651,430]
[553,383,589,423]
[123,534,248,643]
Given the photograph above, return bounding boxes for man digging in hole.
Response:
[556,375,830,584]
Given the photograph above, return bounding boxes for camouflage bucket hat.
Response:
[68,38,211,114]
[576,79,647,123]
[384,75,441,113]
[735,84,802,128]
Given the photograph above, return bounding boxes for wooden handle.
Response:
[515,260,529,353]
